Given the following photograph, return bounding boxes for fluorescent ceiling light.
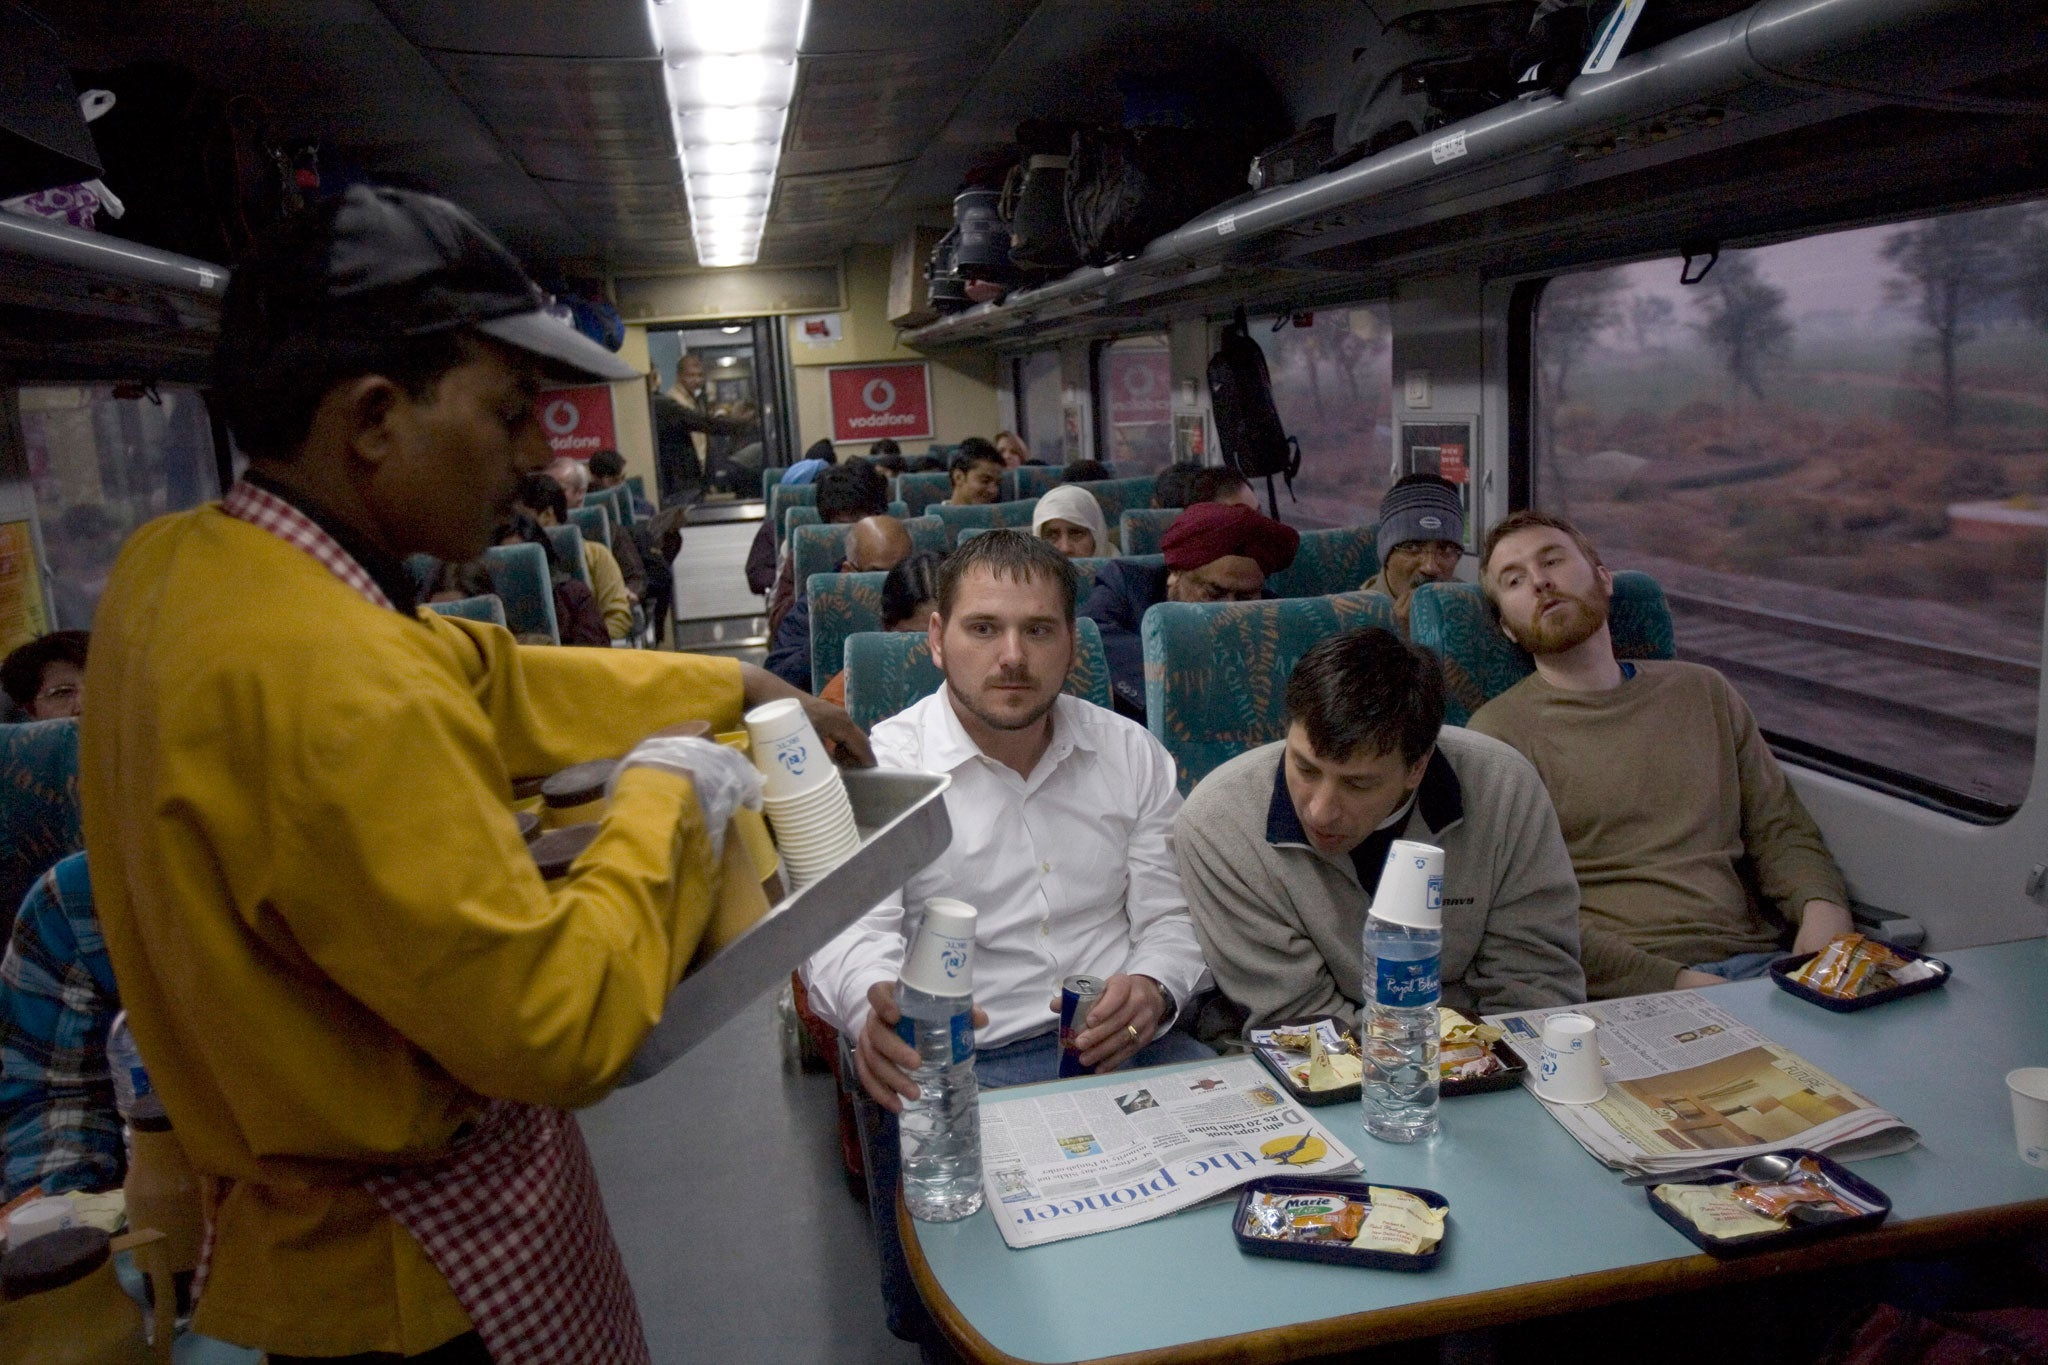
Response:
[720,324,744,333]
[682,141,778,176]
[664,56,797,109]
[687,170,773,200]
[677,106,787,146]
[653,0,808,57]
[699,253,758,268]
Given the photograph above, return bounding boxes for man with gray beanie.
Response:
[1360,473,1466,634]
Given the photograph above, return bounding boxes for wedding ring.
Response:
[1126,1024,1140,1043]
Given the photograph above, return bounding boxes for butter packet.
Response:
[1654,1183,1785,1240]
[1351,1185,1448,1256]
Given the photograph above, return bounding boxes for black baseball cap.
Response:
[219,185,636,384]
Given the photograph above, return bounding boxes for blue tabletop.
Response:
[909,937,2048,1364]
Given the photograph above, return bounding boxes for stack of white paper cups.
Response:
[902,899,978,996]
[746,699,861,888]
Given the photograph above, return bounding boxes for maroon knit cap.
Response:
[1160,502,1300,575]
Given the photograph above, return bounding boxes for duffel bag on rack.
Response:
[1327,1,1534,169]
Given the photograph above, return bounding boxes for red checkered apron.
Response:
[200,484,652,1365]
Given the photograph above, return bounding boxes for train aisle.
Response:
[582,988,919,1365]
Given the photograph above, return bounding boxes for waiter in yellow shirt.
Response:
[79,186,871,1365]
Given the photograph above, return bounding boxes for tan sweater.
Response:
[1468,661,1847,999]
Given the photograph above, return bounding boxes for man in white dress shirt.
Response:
[804,529,1212,1342]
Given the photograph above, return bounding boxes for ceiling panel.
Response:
[430,53,678,183]
[781,50,993,179]
[375,0,658,60]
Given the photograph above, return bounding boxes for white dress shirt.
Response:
[803,690,1211,1048]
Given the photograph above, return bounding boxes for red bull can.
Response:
[1058,975,1106,1077]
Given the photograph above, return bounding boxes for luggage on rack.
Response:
[1327,2,1534,169]
[1003,119,1081,274]
[1207,308,1300,511]
[1515,0,1758,95]
[952,187,1015,283]
[926,226,970,314]
[1065,124,1249,267]
[1249,116,1337,193]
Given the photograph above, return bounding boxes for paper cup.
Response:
[1372,839,1445,930]
[902,899,977,995]
[5,1196,74,1249]
[744,700,836,798]
[1535,1012,1606,1105]
[2008,1067,2048,1169]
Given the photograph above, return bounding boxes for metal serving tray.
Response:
[620,768,951,1084]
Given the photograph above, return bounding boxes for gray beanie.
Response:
[1376,477,1465,567]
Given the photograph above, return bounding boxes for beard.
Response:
[1512,588,1608,655]
[946,670,1061,734]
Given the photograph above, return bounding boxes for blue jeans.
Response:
[1692,949,1787,981]
[851,1026,1215,1342]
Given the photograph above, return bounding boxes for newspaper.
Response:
[1484,992,1918,1175]
[979,1056,1362,1249]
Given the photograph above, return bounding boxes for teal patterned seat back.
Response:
[896,472,953,516]
[568,503,611,548]
[544,523,590,590]
[932,498,1039,547]
[482,542,560,643]
[405,553,439,598]
[1003,466,1065,501]
[768,483,819,547]
[844,616,1111,731]
[0,718,82,930]
[901,515,947,556]
[1142,593,1399,794]
[588,484,636,528]
[783,500,910,540]
[426,594,508,628]
[1408,572,1677,725]
[790,522,853,596]
[1265,525,1379,600]
[806,570,889,693]
[760,468,780,503]
[1065,476,1156,531]
[626,475,648,507]
[1119,508,1178,556]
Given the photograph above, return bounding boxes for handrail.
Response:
[0,211,229,298]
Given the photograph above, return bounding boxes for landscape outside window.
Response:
[1259,305,1394,530]
[1016,350,1064,463]
[1534,202,2048,810]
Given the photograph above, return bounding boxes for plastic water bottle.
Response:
[896,899,984,1223]
[1362,841,1445,1143]
[106,1010,153,1122]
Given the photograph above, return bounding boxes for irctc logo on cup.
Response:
[770,735,811,777]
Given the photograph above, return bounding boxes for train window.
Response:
[1256,306,1394,529]
[1094,335,1173,474]
[19,383,220,631]
[1014,350,1065,463]
[1531,202,2047,814]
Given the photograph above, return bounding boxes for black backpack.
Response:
[1207,309,1300,511]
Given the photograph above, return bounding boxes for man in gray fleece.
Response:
[1177,629,1586,1032]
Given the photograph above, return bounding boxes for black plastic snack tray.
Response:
[1644,1148,1890,1257]
[1768,943,1951,1013]
[1250,1011,1526,1105]
[1233,1176,1449,1271]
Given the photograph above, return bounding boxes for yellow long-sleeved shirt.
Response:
[79,505,758,1356]
[583,539,633,639]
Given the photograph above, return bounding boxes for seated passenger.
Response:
[549,454,646,601]
[1030,484,1108,558]
[0,853,120,1199]
[993,431,1029,469]
[2,630,88,721]
[1359,473,1466,635]
[764,515,915,690]
[804,530,1211,1340]
[945,438,1004,506]
[761,462,890,637]
[1468,511,1852,999]
[780,437,838,487]
[867,438,907,477]
[816,551,946,708]
[1085,501,1300,722]
[514,472,631,639]
[495,515,609,647]
[424,558,495,604]
[1061,458,1111,483]
[1177,629,1584,1034]
[586,447,652,518]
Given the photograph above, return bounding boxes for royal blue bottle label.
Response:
[1375,954,1442,1007]
[896,1012,975,1065]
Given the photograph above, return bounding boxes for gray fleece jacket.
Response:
[1176,729,1586,1032]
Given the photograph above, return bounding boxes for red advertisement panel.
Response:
[1103,348,1170,427]
[539,385,617,458]
[827,362,933,443]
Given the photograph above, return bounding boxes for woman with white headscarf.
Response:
[1031,484,1110,558]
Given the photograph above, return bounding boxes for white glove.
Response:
[609,736,763,857]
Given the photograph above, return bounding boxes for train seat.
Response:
[931,497,1040,547]
[1266,525,1380,600]
[425,594,508,629]
[767,483,818,547]
[543,523,590,591]
[567,502,611,549]
[805,571,889,695]
[782,500,911,540]
[0,717,81,934]
[1142,593,1399,793]
[1408,573,1677,726]
[481,542,561,644]
[843,617,1111,731]
[1063,476,1156,530]
[1119,508,1178,556]
[894,471,953,517]
[1003,465,1065,501]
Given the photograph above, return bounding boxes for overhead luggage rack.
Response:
[900,0,2048,350]
[0,211,227,381]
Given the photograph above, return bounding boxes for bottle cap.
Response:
[1,1226,107,1295]
[901,899,977,996]
[530,823,600,880]
[1372,839,1445,930]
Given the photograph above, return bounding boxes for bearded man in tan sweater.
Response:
[1468,511,1852,999]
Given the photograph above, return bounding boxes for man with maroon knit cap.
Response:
[1083,501,1301,722]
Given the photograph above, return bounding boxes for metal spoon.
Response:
[1625,1152,1801,1187]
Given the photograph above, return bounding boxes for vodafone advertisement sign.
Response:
[827,362,932,444]
[1104,348,1170,427]
[539,385,617,458]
